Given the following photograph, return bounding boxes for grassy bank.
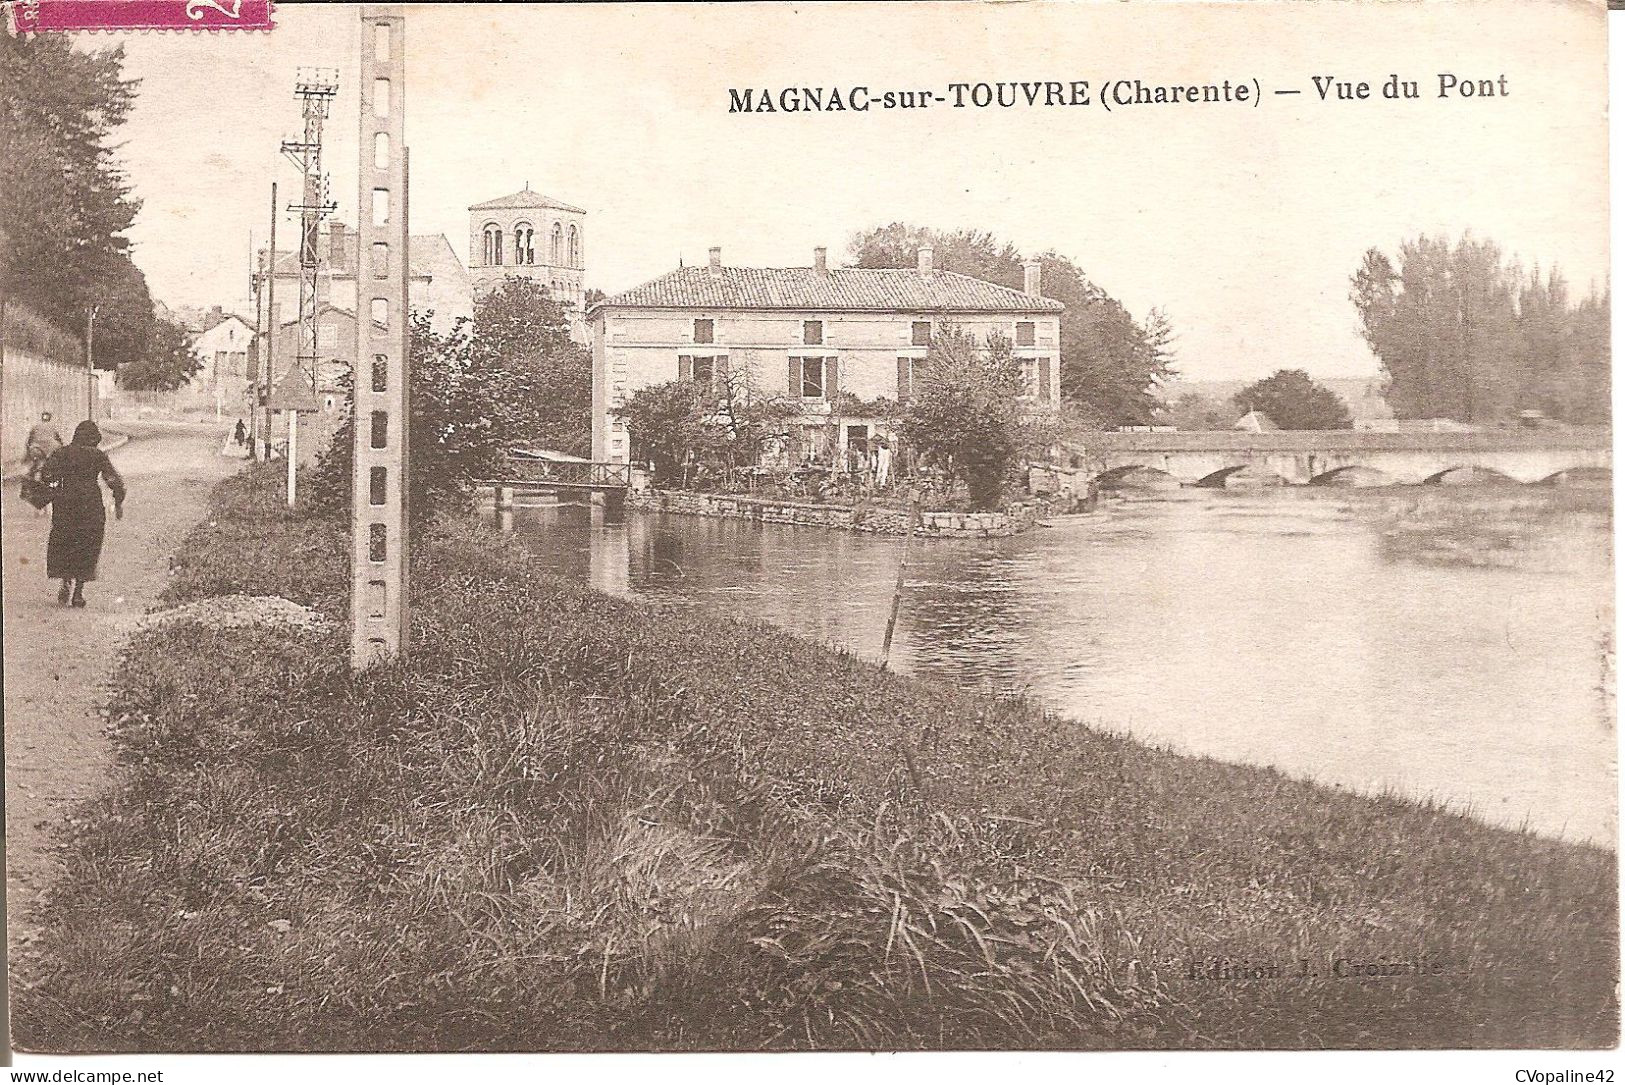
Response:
[13,466,1616,1051]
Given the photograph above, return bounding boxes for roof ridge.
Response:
[593,263,1061,313]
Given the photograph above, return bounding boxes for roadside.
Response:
[4,421,238,980]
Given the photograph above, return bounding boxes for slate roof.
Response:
[469,188,586,214]
[592,266,1064,315]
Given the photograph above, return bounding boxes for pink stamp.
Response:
[9,0,275,33]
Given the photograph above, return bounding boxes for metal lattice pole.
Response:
[280,69,338,392]
[351,5,409,667]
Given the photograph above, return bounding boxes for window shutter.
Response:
[1038,357,1052,401]
[716,354,730,393]
[789,356,800,397]
[825,356,839,401]
[679,354,693,381]
[897,356,911,402]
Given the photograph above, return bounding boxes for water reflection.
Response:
[503,488,1616,847]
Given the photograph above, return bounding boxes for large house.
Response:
[587,246,1064,465]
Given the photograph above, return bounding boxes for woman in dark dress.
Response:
[42,421,126,608]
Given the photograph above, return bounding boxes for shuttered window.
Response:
[911,321,932,347]
[1037,357,1052,401]
[1016,321,1035,347]
[694,318,714,344]
[680,354,728,389]
[791,356,835,399]
[896,356,914,402]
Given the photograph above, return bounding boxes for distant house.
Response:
[588,245,1063,466]
[188,309,255,416]
[259,222,473,336]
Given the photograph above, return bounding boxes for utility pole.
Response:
[273,69,334,505]
[281,67,338,393]
[264,181,277,461]
[84,305,98,421]
[351,4,410,667]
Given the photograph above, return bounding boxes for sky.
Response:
[100,0,1607,382]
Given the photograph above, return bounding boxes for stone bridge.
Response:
[1065,427,1612,487]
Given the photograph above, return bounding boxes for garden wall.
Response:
[623,488,1044,538]
[2,304,91,470]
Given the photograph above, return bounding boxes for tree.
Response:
[471,276,591,453]
[619,370,798,486]
[619,379,710,485]
[1233,369,1352,430]
[310,280,592,517]
[1159,391,1234,431]
[1350,234,1606,424]
[0,31,147,367]
[118,317,200,392]
[849,224,1176,427]
[901,325,1024,509]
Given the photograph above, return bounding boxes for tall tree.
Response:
[1352,234,1604,424]
[902,325,1024,509]
[849,225,1175,428]
[118,317,200,392]
[1233,369,1353,430]
[472,276,592,454]
[0,30,147,365]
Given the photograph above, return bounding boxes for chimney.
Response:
[707,246,722,277]
[917,246,934,276]
[329,222,348,266]
[814,246,827,273]
[1024,258,1042,296]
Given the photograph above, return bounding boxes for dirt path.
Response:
[4,423,240,965]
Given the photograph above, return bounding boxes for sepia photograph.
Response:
[0,0,1616,1076]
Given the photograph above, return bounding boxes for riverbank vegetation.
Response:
[13,466,1616,1051]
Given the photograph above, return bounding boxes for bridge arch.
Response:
[1309,465,1392,488]
[1536,466,1612,488]
[1195,465,1285,489]
[1422,465,1518,486]
[1095,465,1181,491]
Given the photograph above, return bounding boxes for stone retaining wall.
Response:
[624,488,1043,538]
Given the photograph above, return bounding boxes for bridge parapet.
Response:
[1075,426,1612,455]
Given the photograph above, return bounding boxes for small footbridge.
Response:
[1069,427,1612,487]
[483,453,631,505]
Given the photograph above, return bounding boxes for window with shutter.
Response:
[694,319,714,344]
[691,355,713,387]
[795,357,826,399]
[1038,357,1052,401]
[911,321,932,347]
[678,354,693,381]
[896,356,912,402]
[803,320,823,345]
[825,356,839,401]
[788,356,799,397]
[1016,321,1035,347]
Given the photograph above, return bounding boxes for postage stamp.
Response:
[8,0,274,33]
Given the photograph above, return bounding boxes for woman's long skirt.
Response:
[46,491,107,582]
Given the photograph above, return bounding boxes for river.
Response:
[503,485,1616,848]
